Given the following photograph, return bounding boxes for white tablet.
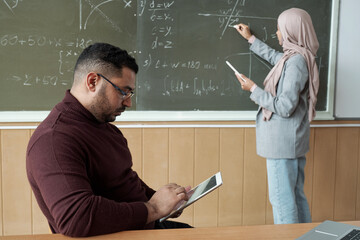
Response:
[226,61,246,82]
[159,172,223,222]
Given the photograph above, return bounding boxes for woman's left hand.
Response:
[235,73,255,92]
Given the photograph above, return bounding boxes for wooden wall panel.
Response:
[304,129,315,213]
[311,128,337,222]
[193,128,220,227]
[1,124,360,236]
[120,128,143,177]
[357,132,360,220]
[31,192,49,234]
[1,130,31,235]
[142,128,169,189]
[218,128,244,226]
[168,128,195,225]
[29,130,48,234]
[334,128,359,220]
[242,128,267,225]
[0,130,2,236]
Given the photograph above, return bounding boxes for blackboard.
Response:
[0,0,337,120]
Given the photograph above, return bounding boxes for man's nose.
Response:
[123,97,132,108]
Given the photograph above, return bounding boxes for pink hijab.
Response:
[262,8,319,122]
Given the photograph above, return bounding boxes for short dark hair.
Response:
[73,43,138,83]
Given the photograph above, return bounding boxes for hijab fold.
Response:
[262,8,319,122]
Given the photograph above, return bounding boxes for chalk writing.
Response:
[0,34,61,47]
[8,74,70,87]
[3,0,18,14]
[0,0,331,112]
[1,33,92,86]
[81,0,127,32]
[198,0,276,40]
[162,76,220,97]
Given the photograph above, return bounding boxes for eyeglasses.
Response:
[97,73,134,100]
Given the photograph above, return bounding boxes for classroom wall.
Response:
[0,122,360,236]
[334,0,360,118]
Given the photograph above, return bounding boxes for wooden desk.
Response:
[3,221,360,240]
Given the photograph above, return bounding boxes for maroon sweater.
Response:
[26,90,156,237]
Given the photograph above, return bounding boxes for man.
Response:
[26,43,191,237]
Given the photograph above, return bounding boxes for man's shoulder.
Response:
[28,105,79,148]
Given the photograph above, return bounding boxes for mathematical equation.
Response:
[0,34,91,48]
[138,0,176,50]
[0,0,312,99]
[1,33,93,86]
[137,0,278,98]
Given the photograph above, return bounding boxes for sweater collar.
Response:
[61,90,102,124]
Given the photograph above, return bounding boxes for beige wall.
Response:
[0,121,360,236]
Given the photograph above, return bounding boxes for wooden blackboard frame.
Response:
[0,1,339,122]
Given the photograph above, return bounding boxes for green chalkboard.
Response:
[0,0,335,117]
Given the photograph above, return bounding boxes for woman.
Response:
[234,8,319,224]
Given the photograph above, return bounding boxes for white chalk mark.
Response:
[252,54,272,70]
[79,0,82,30]
[198,13,276,20]
[123,0,131,8]
[138,0,146,16]
[219,0,240,39]
[3,0,15,15]
[11,0,17,8]
[84,0,113,29]
[84,0,122,33]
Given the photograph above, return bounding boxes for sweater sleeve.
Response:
[27,131,151,237]
[140,179,156,199]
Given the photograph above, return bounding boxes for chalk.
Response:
[230,25,242,30]
[226,61,246,82]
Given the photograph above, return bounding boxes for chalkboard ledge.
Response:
[0,110,334,122]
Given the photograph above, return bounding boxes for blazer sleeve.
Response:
[250,54,309,118]
[250,38,283,65]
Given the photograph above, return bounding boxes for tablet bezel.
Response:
[159,172,223,223]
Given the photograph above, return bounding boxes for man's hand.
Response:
[145,184,191,224]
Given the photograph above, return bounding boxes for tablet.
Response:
[225,61,246,82]
[159,172,223,222]
[226,61,240,75]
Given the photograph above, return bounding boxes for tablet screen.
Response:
[159,172,222,222]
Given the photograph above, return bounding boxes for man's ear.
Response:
[86,72,98,92]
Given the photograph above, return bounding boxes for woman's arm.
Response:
[250,38,283,66]
[235,23,283,65]
[249,54,309,117]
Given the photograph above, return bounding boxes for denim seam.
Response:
[274,160,283,223]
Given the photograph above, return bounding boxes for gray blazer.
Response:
[249,38,310,159]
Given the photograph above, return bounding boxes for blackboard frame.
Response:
[334,0,360,119]
[0,1,339,122]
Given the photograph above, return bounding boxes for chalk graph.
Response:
[79,0,133,32]
[197,0,276,80]
[3,0,19,14]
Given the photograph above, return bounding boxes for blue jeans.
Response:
[266,157,311,224]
